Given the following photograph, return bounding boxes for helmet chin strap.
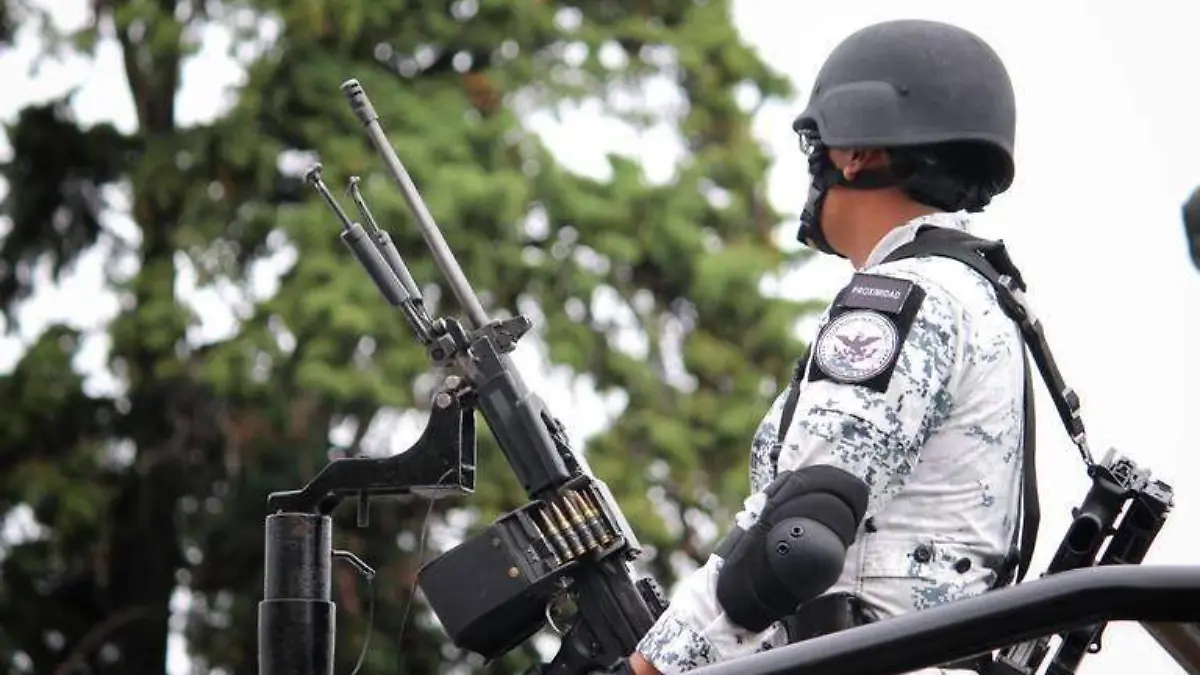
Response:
[796,151,898,258]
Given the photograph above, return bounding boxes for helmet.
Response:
[792,20,1017,256]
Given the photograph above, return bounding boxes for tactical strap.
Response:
[768,355,810,473]
[883,226,1091,465]
[999,348,1038,587]
[771,225,1088,587]
[881,225,1085,585]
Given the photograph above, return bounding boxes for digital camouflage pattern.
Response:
[637,212,1026,675]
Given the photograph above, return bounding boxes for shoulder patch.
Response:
[808,273,927,393]
[813,311,900,383]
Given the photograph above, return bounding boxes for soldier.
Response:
[626,19,1034,675]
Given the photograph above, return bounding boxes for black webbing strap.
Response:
[768,354,810,475]
[1001,348,1038,587]
[883,226,1091,466]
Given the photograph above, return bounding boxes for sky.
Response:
[1,1,1199,674]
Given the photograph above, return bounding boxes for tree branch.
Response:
[53,605,154,675]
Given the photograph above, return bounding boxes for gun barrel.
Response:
[341,78,490,330]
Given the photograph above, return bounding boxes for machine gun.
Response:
[256,78,667,675]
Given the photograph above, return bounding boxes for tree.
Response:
[0,0,818,673]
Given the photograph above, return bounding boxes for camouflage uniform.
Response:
[636,211,1026,675]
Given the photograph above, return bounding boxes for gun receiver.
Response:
[257,78,667,675]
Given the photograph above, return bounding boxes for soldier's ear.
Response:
[849,149,887,169]
[843,149,886,181]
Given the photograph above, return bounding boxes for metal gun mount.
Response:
[257,381,478,675]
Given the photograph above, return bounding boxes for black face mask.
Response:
[795,140,901,259]
[796,151,846,258]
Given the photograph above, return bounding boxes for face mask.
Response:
[796,149,846,258]
[794,130,900,259]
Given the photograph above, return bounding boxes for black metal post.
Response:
[258,512,336,675]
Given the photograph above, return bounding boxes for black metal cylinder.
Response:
[263,512,333,600]
[258,513,336,675]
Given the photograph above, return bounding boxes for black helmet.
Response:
[792,20,1017,256]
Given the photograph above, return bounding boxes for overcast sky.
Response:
[1,0,1198,673]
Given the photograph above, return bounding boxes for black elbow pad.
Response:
[715,465,869,632]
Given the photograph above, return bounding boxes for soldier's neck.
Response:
[844,200,941,269]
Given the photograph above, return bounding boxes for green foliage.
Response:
[0,1,818,673]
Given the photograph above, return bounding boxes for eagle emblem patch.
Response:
[813,310,900,384]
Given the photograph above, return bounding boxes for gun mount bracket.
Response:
[265,382,477,515]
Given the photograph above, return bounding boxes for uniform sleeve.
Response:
[635,271,966,674]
